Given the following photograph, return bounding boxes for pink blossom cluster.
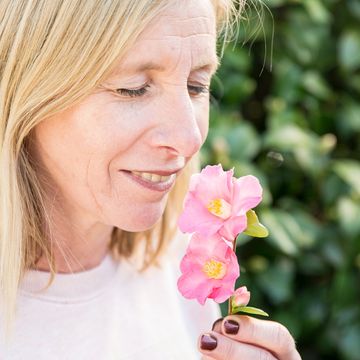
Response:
[177,164,263,305]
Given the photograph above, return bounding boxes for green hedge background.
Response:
[203,0,360,359]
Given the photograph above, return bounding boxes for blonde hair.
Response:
[0,0,244,341]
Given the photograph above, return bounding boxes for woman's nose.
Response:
[150,91,205,158]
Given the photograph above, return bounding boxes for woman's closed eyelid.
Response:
[115,84,150,97]
[115,82,210,98]
[187,84,210,95]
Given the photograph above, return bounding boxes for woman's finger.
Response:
[211,317,223,333]
[220,315,301,360]
[198,331,278,360]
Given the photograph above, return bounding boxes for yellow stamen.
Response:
[202,259,227,279]
[207,198,232,219]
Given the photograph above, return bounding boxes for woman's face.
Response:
[32,0,218,232]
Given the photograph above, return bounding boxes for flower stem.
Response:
[227,236,238,315]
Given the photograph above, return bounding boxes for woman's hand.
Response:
[198,315,301,360]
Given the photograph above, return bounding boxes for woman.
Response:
[0,0,301,358]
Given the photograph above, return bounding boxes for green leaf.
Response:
[266,0,287,7]
[339,31,360,72]
[302,71,332,100]
[264,124,329,175]
[336,99,360,135]
[303,0,331,24]
[348,0,360,19]
[244,210,269,238]
[232,306,269,317]
[282,9,333,67]
[255,259,295,304]
[258,209,299,255]
[227,123,261,161]
[336,197,360,238]
[333,160,360,197]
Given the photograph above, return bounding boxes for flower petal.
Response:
[187,233,221,257]
[211,284,235,303]
[232,286,251,307]
[177,270,206,298]
[192,164,233,205]
[232,175,263,214]
[177,270,217,305]
[223,250,240,281]
[179,253,202,274]
[178,193,223,236]
[194,279,219,305]
[218,215,247,240]
[177,231,240,305]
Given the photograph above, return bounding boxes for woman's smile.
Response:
[119,169,180,193]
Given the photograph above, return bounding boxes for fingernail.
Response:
[211,317,224,331]
[200,333,218,351]
[224,319,239,335]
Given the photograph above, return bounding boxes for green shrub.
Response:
[204,1,360,358]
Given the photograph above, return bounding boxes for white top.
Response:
[0,233,221,359]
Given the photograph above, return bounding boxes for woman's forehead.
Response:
[142,0,216,39]
[110,0,217,76]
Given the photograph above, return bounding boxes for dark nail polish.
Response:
[200,333,218,351]
[224,319,239,334]
[212,317,224,331]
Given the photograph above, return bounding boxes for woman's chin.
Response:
[108,204,166,232]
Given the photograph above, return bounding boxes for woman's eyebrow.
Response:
[193,57,220,75]
[124,57,220,75]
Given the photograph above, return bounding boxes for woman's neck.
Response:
[34,206,114,273]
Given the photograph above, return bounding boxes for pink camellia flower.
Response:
[232,286,251,307]
[177,232,239,305]
[178,164,263,240]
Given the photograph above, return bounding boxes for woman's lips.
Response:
[120,170,177,192]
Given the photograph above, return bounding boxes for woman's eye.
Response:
[188,84,209,96]
[116,84,150,97]
[115,84,209,98]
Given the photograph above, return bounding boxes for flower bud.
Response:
[232,286,250,307]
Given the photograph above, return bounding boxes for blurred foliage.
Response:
[203,0,360,359]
